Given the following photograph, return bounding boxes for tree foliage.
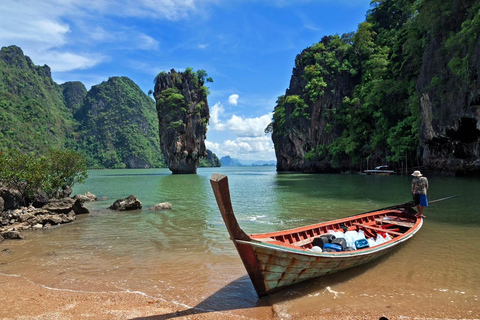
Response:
[269,0,445,169]
[0,149,88,204]
[199,149,221,167]
[75,77,165,169]
[0,46,167,169]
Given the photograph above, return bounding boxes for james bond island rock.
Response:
[154,68,211,174]
[268,1,480,176]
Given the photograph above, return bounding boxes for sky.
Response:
[0,0,371,161]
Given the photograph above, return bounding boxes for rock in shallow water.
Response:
[109,195,142,211]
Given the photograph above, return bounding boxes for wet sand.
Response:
[0,273,259,320]
[1,273,478,320]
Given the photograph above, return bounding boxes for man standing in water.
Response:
[411,170,428,218]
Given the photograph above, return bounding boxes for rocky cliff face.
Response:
[273,37,357,173]
[154,69,209,174]
[0,45,75,153]
[0,45,165,169]
[271,1,480,176]
[75,76,164,169]
[60,81,87,114]
[416,2,480,176]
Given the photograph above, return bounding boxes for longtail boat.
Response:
[210,173,423,297]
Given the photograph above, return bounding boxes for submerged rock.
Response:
[109,195,142,211]
[151,202,172,210]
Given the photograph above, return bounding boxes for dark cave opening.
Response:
[446,117,479,144]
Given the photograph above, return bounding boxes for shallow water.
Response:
[1,167,479,318]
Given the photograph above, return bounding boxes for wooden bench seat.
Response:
[375,217,415,228]
[353,223,403,236]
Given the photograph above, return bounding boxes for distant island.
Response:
[220,156,276,167]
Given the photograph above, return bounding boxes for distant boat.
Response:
[210,174,422,297]
[362,165,396,175]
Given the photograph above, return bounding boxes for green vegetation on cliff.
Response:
[75,76,164,169]
[154,68,212,174]
[0,46,76,153]
[199,149,221,167]
[269,0,480,173]
[0,46,168,169]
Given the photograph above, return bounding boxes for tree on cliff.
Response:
[153,68,212,174]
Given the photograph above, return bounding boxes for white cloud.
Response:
[210,102,226,130]
[40,51,106,72]
[228,94,239,105]
[207,100,274,160]
[206,135,274,161]
[112,0,217,20]
[226,113,272,137]
[0,0,188,75]
[0,0,105,72]
[138,34,160,50]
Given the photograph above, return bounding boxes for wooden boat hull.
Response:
[210,173,422,297]
[234,221,420,296]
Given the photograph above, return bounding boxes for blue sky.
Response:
[0,0,371,161]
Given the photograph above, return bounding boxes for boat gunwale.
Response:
[247,209,413,239]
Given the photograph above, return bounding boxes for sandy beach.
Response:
[1,272,478,320]
[0,273,258,320]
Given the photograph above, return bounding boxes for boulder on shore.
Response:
[42,198,89,215]
[109,195,142,211]
[0,197,90,240]
[0,187,24,211]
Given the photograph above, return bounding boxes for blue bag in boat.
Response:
[355,239,369,249]
[323,243,343,252]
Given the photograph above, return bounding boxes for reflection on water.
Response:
[1,167,479,318]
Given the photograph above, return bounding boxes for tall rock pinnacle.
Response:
[153,68,211,174]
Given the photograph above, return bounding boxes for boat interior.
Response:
[249,211,417,252]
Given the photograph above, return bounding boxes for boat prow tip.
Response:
[210,173,227,182]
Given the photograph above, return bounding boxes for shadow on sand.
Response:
[131,251,397,320]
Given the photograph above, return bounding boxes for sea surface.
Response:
[1,166,479,318]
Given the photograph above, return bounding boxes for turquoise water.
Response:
[1,166,479,317]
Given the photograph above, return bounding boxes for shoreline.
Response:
[1,273,478,320]
[0,273,254,320]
